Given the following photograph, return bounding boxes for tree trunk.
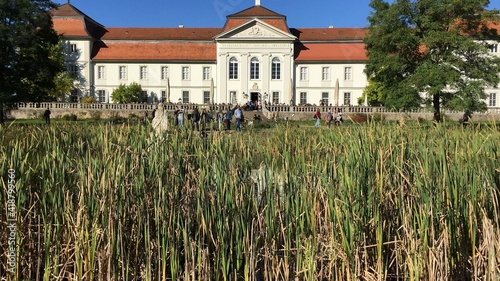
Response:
[433,94,441,122]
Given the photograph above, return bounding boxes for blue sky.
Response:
[54,0,500,29]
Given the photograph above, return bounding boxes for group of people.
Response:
[244,100,259,111]
[221,105,244,132]
[171,105,246,132]
[314,109,343,128]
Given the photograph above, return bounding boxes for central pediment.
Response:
[215,19,296,41]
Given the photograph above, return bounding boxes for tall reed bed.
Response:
[0,122,499,280]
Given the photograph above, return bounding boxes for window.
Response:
[300,67,308,81]
[271,57,281,80]
[70,90,78,102]
[300,92,307,104]
[98,66,105,79]
[203,67,210,80]
[490,44,498,53]
[322,92,329,105]
[97,90,106,103]
[69,64,78,76]
[182,66,190,80]
[344,67,352,81]
[119,66,127,80]
[250,57,260,80]
[343,92,351,105]
[230,91,237,104]
[182,91,190,103]
[141,91,148,102]
[161,90,166,102]
[272,91,280,104]
[229,57,238,80]
[140,66,147,80]
[489,93,497,107]
[161,66,168,80]
[70,43,77,53]
[203,91,211,104]
[322,67,330,81]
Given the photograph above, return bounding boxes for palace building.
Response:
[50,2,499,108]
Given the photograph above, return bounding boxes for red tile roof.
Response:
[222,18,290,33]
[227,6,285,18]
[294,43,367,61]
[50,3,85,17]
[291,28,368,41]
[102,28,220,40]
[51,4,106,38]
[52,18,89,37]
[51,4,370,62]
[222,5,290,33]
[92,42,216,61]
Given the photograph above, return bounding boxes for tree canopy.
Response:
[364,0,500,121]
[111,83,144,103]
[0,0,65,123]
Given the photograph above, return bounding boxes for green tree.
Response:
[50,43,75,100]
[365,0,500,121]
[111,82,143,103]
[359,77,386,106]
[0,0,64,124]
[51,72,75,100]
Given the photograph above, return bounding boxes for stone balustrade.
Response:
[6,102,500,121]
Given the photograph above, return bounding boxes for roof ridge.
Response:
[227,5,285,18]
[51,3,104,28]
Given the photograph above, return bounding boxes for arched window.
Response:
[229,57,238,79]
[250,57,260,80]
[271,57,281,80]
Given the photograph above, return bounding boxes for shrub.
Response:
[128,113,140,120]
[81,96,97,103]
[370,113,385,122]
[90,111,102,120]
[111,82,143,103]
[349,113,367,123]
[417,117,427,124]
[109,112,126,124]
[61,114,77,121]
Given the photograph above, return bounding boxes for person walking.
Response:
[43,108,51,124]
[332,109,338,126]
[217,109,224,131]
[200,108,209,132]
[225,108,233,131]
[192,107,200,131]
[325,110,332,128]
[234,105,243,131]
[314,109,321,127]
[463,110,472,128]
[336,109,343,125]
[177,108,184,128]
[173,106,180,127]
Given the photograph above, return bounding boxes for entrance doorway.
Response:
[250,92,259,103]
[249,92,259,110]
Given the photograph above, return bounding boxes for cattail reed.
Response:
[0,121,499,280]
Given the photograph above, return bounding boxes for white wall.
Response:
[294,63,367,106]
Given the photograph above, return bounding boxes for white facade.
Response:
[92,62,216,104]
[54,4,499,108]
[215,19,296,105]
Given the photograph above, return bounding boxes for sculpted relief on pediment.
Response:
[232,26,280,38]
